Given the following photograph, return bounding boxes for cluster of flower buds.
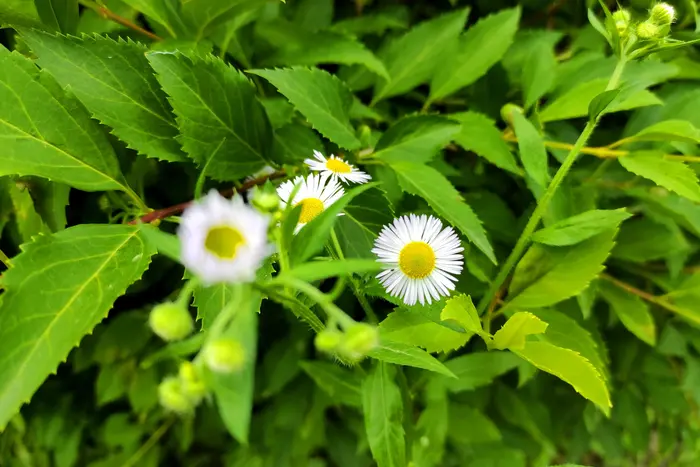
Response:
[149,302,194,342]
[315,322,379,363]
[158,362,207,414]
[609,3,676,43]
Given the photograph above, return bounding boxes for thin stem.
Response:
[276,276,356,328]
[122,418,174,467]
[79,0,162,41]
[477,57,627,314]
[176,278,200,308]
[0,249,12,269]
[586,158,614,184]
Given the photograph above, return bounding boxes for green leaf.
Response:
[373,115,460,164]
[379,309,470,354]
[540,79,661,122]
[512,341,611,416]
[147,52,272,180]
[272,123,324,164]
[429,7,521,102]
[287,259,383,282]
[181,0,261,40]
[300,361,362,407]
[120,0,187,38]
[450,111,521,174]
[390,162,495,263]
[440,294,484,336]
[588,88,622,122]
[6,181,49,242]
[612,217,688,263]
[506,229,617,310]
[443,351,520,392]
[532,209,632,246]
[35,0,79,34]
[331,13,408,37]
[373,8,469,103]
[362,362,406,467]
[0,46,132,195]
[31,179,70,232]
[250,67,361,150]
[493,312,548,350]
[291,183,375,264]
[22,32,186,163]
[599,281,656,346]
[193,283,236,329]
[448,403,502,444]
[619,151,700,203]
[0,225,155,429]
[335,187,394,259]
[369,341,456,378]
[138,224,180,262]
[0,0,42,28]
[412,393,448,467]
[512,111,550,189]
[210,285,259,444]
[522,39,556,109]
[625,120,700,145]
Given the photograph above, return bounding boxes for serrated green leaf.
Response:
[335,187,394,259]
[390,162,495,263]
[512,111,550,190]
[0,0,42,28]
[300,361,363,407]
[429,7,520,102]
[522,39,556,109]
[272,123,323,164]
[599,281,656,346]
[625,120,700,145]
[181,0,261,40]
[193,283,236,329]
[619,151,700,203]
[121,0,187,38]
[31,179,70,232]
[287,259,383,282]
[512,341,611,416]
[373,8,469,103]
[35,0,79,34]
[22,31,186,163]
[331,13,408,37]
[373,115,460,164]
[379,309,470,354]
[506,229,617,310]
[532,209,632,246]
[369,341,456,378]
[147,52,272,179]
[493,312,548,350]
[6,181,49,242]
[0,46,133,195]
[450,111,521,174]
[362,362,406,467]
[440,294,483,336]
[443,351,520,392]
[0,224,155,429]
[250,67,360,150]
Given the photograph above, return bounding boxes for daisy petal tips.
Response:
[372,214,464,306]
[304,150,371,185]
[277,173,345,232]
[178,191,273,285]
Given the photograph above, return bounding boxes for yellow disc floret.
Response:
[398,241,436,278]
[298,198,324,223]
[204,225,245,259]
[326,158,353,174]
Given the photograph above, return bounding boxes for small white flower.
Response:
[304,150,371,184]
[277,173,344,232]
[178,191,273,285]
[372,214,464,306]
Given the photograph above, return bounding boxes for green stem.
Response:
[176,278,200,308]
[0,249,12,269]
[477,57,627,314]
[207,283,246,340]
[277,276,355,328]
[122,418,174,467]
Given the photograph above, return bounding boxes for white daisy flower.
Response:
[372,214,464,306]
[178,191,273,285]
[277,173,344,232]
[304,150,371,184]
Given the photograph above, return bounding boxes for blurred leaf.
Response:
[273,123,323,164]
[412,392,448,466]
[493,312,548,350]
[181,0,262,40]
[335,188,394,259]
[300,361,362,407]
[362,362,405,467]
[31,179,70,232]
[451,111,521,174]
[331,13,408,37]
[369,341,456,378]
[625,119,700,145]
[287,259,383,282]
[120,0,186,38]
[599,281,656,346]
[35,0,78,34]
[522,39,556,109]
[612,216,688,263]
[619,151,700,203]
[6,181,49,242]
[512,111,550,190]
[448,403,502,444]
[443,351,520,392]
[532,209,632,246]
[374,115,460,164]
[0,0,42,27]
[379,309,470,354]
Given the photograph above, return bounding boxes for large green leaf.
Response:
[22,32,186,163]
[379,309,470,354]
[180,0,261,40]
[362,362,406,467]
[0,46,132,195]
[532,209,632,246]
[443,351,521,392]
[272,123,324,164]
[450,111,521,175]
[390,162,495,263]
[512,110,550,190]
[512,341,611,416]
[251,67,361,150]
[599,281,657,346]
[625,120,700,145]
[619,151,700,203]
[373,115,460,164]
[505,229,617,310]
[373,8,469,103]
[493,312,548,351]
[335,188,394,259]
[0,0,42,27]
[147,52,272,179]
[369,341,456,378]
[300,361,363,407]
[35,0,79,34]
[0,225,155,429]
[429,7,520,102]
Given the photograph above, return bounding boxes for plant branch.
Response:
[129,170,286,225]
[79,0,162,41]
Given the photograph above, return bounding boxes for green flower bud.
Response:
[315,329,343,353]
[650,2,675,26]
[612,9,632,35]
[178,362,207,403]
[204,338,245,373]
[500,103,523,127]
[637,21,661,39]
[149,302,194,342]
[250,186,280,213]
[158,377,194,414]
[339,323,379,362]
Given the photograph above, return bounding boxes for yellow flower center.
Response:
[399,242,436,279]
[297,198,324,223]
[204,226,245,259]
[326,158,352,174]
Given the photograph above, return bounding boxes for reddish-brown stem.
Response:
[79,0,162,41]
[129,170,286,225]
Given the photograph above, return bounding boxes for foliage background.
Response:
[1,0,700,466]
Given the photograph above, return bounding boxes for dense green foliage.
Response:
[1,0,700,466]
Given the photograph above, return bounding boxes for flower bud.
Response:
[178,362,207,403]
[637,21,661,39]
[203,338,245,373]
[339,323,379,362]
[500,103,523,127]
[250,186,280,213]
[149,302,194,341]
[158,377,194,414]
[612,9,632,35]
[650,3,675,26]
[315,329,343,353]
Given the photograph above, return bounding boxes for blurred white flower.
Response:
[304,150,371,184]
[277,173,344,232]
